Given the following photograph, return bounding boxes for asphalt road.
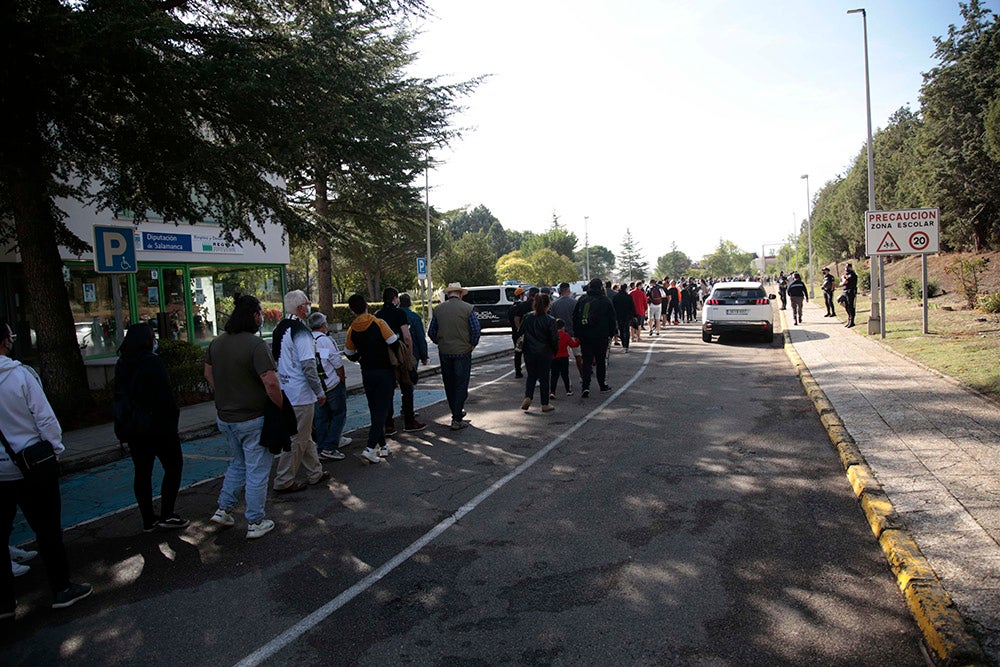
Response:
[2,325,927,666]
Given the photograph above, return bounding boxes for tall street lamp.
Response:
[584,216,591,282]
[424,151,433,323]
[848,7,881,336]
[801,174,814,298]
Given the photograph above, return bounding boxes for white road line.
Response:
[234,340,658,667]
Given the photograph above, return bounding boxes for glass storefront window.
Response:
[190,265,284,338]
[65,266,127,358]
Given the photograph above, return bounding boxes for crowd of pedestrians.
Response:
[3,264,865,620]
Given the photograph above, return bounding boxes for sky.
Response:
[407,0,999,270]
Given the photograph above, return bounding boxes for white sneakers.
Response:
[210,508,236,527]
[361,447,381,464]
[340,436,353,446]
[246,519,275,539]
[9,545,36,563]
[210,508,273,539]
[10,545,36,577]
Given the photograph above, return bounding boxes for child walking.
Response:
[549,319,579,398]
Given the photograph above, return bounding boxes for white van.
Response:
[461,284,530,329]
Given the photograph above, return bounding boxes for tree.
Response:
[444,205,500,239]
[654,243,692,278]
[914,0,1000,250]
[529,248,578,287]
[520,227,578,259]
[277,9,477,315]
[496,251,534,283]
[617,229,648,281]
[0,0,471,416]
[574,245,615,281]
[701,239,755,277]
[439,232,497,286]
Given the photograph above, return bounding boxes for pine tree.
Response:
[618,229,649,281]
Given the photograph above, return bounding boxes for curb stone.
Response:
[779,310,989,667]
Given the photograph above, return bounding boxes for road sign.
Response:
[417,257,427,280]
[93,225,137,273]
[865,208,939,256]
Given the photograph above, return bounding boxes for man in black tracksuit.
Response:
[572,278,618,397]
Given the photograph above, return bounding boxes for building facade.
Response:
[1,197,289,387]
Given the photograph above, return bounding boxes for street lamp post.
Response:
[424,151,433,323]
[584,216,590,282]
[801,174,814,298]
[848,7,882,337]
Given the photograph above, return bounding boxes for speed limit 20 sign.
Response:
[865,208,940,256]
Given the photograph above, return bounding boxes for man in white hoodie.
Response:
[0,319,92,619]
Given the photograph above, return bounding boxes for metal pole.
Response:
[111,275,125,345]
[801,174,814,298]
[584,216,590,282]
[849,8,881,336]
[922,253,929,334]
[425,151,433,323]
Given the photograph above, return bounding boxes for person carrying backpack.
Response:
[572,278,618,397]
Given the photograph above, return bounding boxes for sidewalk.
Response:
[784,299,1000,666]
[58,333,513,474]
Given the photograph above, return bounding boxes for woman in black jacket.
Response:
[114,324,187,532]
[517,294,559,413]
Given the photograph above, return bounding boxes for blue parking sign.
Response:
[93,225,137,273]
[417,257,427,279]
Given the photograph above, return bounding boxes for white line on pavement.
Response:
[234,340,659,667]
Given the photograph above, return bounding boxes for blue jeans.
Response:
[217,416,273,524]
[361,369,394,447]
[440,353,472,421]
[314,382,347,453]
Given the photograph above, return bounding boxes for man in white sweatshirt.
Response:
[0,319,92,618]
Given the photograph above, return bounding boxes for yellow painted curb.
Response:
[904,581,989,666]
[782,324,988,666]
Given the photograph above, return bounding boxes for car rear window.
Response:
[712,288,766,300]
[463,289,501,305]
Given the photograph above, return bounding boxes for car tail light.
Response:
[705,299,719,305]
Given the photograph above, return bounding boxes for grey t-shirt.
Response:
[549,294,577,336]
[205,332,276,423]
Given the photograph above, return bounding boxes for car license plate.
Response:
[726,308,749,315]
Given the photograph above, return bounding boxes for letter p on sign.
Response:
[93,225,137,273]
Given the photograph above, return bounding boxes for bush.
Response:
[157,338,208,394]
[858,267,871,293]
[979,291,1000,314]
[944,256,990,308]
[896,276,942,300]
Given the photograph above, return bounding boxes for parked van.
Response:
[461,284,529,329]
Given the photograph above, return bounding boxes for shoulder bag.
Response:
[0,426,59,481]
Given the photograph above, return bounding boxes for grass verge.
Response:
[849,295,1000,403]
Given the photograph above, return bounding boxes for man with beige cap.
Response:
[428,283,481,430]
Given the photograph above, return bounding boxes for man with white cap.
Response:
[428,283,481,430]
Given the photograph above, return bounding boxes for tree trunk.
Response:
[314,173,333,316]
[6,165,94,420]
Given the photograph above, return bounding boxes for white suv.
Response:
[701,281,775,343]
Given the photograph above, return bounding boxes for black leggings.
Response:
[130,434,183,525]
[1,474,71,607]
